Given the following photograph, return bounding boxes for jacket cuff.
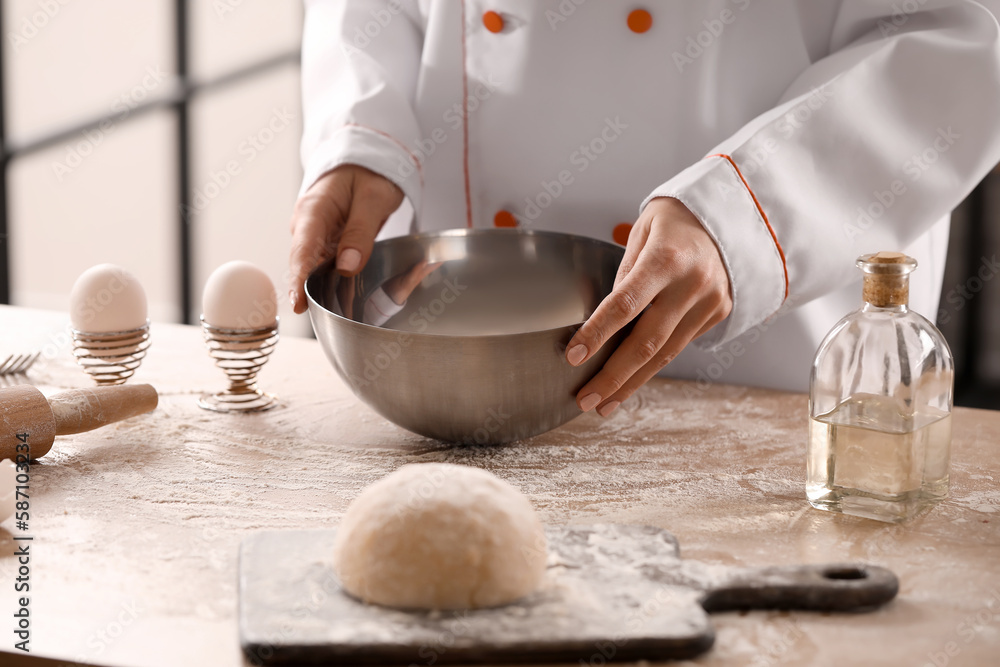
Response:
[299,123,423,216]
[640,154,788,348]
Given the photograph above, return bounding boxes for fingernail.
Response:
[337,248,361,273]
[567,344,588,366]
[597,401,621,417]
[580,393,602,412]
[289,291,298,310]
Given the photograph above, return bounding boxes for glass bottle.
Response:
[807,251,954,523]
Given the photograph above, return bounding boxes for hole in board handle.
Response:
[823,567,868,581]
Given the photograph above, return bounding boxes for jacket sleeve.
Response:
[299,0,425,213]
[644,0,1000,348]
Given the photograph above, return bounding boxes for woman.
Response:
[288,0,1000,414]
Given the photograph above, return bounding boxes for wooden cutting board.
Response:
[238,524,898,665]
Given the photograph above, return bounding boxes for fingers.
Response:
[420,261,445,278]
[286,166,404,314]
[565,235,660,368]
[288,185,348,314]
[596,307,713,415]
[336,173,404,276]
[613,219,649,290]
[567,196,733,413]
[573,296,686,411]
[580,296,726,416]
[399,260,443,294]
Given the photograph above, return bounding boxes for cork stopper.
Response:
[857,252,917,308]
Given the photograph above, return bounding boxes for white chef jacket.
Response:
[299,0,1000,392]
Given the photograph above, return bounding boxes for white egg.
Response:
[70,264,148,333]
[202,261,278,330]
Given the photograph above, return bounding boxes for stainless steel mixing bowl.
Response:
[306,228,628,444]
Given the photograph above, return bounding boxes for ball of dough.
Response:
[333,463,548,611]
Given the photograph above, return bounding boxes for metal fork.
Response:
[0,352,41,375]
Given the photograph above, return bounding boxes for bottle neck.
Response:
[862,301,908,314]
[863,273,909,309]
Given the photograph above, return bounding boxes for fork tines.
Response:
[0,352,41,375]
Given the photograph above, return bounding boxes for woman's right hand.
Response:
[287,164,404,314]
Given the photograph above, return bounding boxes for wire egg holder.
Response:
[198,317,279,413]
[72,321,151,385]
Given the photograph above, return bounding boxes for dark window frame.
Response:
[0,0,299,324]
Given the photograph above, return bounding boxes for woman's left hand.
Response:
[565,197,733,416]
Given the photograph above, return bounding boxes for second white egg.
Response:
[202,261,278,330]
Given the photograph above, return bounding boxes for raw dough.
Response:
[332,463,548,610]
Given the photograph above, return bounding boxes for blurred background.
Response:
[0,1,997,408]
[0,0,307,333]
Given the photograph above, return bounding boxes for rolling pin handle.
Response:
[50,384,159,436]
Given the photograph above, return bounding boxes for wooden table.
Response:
[1,305,998,666]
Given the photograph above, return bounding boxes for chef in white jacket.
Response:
[288,0,1000,416]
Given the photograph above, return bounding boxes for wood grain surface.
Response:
[0,305,997,667]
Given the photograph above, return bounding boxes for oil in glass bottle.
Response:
[807,252,954,523]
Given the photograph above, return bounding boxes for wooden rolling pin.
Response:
[0,384,158,460]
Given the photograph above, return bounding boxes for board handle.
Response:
[700,563,898,613]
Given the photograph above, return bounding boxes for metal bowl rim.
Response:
[305,227,623,341]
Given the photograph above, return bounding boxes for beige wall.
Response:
[5,0,310,336]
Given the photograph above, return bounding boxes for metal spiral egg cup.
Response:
[72,322,151,385]
[198,318,279,413]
